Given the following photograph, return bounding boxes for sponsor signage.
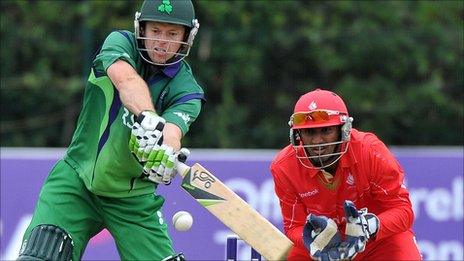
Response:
[1,148,462,260]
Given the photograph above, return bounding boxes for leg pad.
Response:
[17,224,74,261]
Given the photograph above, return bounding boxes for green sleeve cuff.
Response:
[162,99,202,136]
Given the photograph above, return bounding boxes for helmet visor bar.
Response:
[291,110,340,127]
[137,36,191,66]
[294,140,349,170]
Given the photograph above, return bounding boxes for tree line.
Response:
[1,0,462,148]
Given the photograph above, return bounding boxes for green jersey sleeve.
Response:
[93,30,138,73]
[163,98,202,135]
[155,62,205,135]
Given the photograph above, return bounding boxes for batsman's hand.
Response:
[343,200,380,258]
[302,214,348,261]
[142,147,190,185]
[129,111,166,162]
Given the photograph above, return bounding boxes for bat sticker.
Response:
[181,168,225,204]
[192,169,215,188]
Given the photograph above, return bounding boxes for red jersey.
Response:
[270,129,421,260]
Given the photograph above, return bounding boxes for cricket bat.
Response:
[176,161,293,261]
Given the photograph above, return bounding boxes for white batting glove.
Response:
[129,111,165,162]
[142,147,189,185]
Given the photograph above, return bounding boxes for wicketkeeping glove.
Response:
[129,111,166,162]
[343,200,380,258]
[303,214,346,261]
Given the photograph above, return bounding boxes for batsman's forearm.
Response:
[163,123,182,150]
[118,80,155,116]
[107,60,155,116]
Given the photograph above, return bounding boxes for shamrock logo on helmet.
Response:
[158,0,173,14]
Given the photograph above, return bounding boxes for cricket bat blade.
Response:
[176,162,293,260]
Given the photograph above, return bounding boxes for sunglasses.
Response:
[290,110,340,126]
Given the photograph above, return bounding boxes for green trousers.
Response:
[22,160,175,260]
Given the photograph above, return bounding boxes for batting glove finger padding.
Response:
[129,110,165,162]
[142,146,189,185]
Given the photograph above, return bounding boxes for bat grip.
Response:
[176,161,190,178]
[176,149,191,177]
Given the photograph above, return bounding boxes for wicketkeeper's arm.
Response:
[367,141,415,241]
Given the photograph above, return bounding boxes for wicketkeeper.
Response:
[270,89,422,260]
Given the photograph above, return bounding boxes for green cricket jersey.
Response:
[63,30,204,198]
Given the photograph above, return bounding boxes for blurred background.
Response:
[1,0,462,148]
[1,1,463,260]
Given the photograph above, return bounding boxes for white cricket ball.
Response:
[172,211,193,231]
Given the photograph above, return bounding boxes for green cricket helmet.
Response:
[134,0,200,66]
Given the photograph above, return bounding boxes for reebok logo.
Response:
[299,188,319,198]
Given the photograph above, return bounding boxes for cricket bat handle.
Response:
[176,161,190,178]
[176,149,191,178]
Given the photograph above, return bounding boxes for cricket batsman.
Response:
[270,89,422,260]
[17,0,204,260]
